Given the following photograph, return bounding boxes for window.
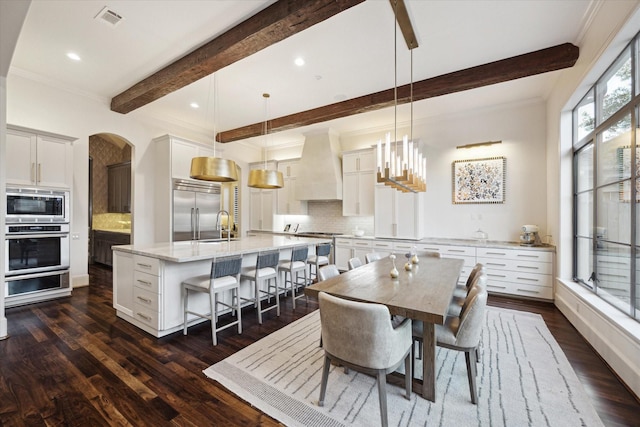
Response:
[573,38,638,321]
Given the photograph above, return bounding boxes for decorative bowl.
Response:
[352,229,365,237]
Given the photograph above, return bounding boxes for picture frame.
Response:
[452,156,506,204]
[618,146,640,202]
[284,224,291,232]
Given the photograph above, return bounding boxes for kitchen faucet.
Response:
[215,210,231,243]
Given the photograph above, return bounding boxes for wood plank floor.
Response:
[0,264,638,426]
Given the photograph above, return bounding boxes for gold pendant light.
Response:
[190,74,239,182]
[248,93,284,189]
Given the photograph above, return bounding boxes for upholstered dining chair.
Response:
[318,264,340,281]
[347,257,362,270]
[449,271,487,317]
[365,252,382,264]
[454,263,485,297]
[240,249,280,324]
[307,242,331,282]
[277,245,309,309]
[412,286,488,404]
[318,292,413,427]
[181,254,243,346]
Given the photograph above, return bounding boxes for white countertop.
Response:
[112,235,331,263]
[336,235,555,252]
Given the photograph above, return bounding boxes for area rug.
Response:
[204,307,604,427]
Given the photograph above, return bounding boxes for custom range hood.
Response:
[296,129,343,200]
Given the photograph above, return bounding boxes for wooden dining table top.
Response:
[305,256,464,325]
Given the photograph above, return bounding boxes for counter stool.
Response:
[241,249,281,324]
[277,245,309,309]
[181,254,243,346]
[307,242,331,283]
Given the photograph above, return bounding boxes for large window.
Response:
[573,40,638,321]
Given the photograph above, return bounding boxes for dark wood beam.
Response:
[218,43,579,143]
[110,0,366,114]
[391,0,418,49]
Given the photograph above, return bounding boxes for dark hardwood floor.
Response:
[0,264,638,426]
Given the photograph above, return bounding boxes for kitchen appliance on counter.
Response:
[520,224,542,246]
[6,187,69,223]
[172,179,222,241]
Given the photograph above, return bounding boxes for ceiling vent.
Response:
[94,6,124,27]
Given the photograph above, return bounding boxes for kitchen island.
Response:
[112,235,330,337]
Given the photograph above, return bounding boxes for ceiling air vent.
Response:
[94,6,124,27]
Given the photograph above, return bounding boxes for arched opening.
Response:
[88,133,134,268]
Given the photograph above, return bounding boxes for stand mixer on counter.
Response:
[520,224,542,246]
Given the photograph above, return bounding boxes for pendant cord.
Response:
[410,48,413,149]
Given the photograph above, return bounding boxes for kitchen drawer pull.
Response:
[517,289,540,294]
[396,245,412,249]
[487,274,507,278]
[136,313,152,321]
[446,249,466,253]
[136,296,152,304]
[516,265,539,270]
[488,284,507,289]
[597,260,628,266]
[354,242,369,246]
[137,279,152,286]
[517,254,541,259]
[516,277,539,282]
[137,263,153,268]
[486,262,506,267]
[375,243,390,247]
[485,251,507,256]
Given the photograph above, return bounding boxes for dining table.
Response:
[304,255,464,402]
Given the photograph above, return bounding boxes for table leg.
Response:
[422,322,436,401]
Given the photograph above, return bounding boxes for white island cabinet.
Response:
[112,235,329,337]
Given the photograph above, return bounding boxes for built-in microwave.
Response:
[6,187,69,223]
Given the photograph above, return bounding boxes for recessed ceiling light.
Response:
[190,102,200,109]
[66,52,81,61]
[294,57,305,67]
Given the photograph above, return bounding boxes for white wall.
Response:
[340,100,548,243]
[6,72,263,287]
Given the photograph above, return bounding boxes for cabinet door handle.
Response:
[37,163,41,183]
[392,223,397,236]
[487,273,507,278]
[447,249,466,253]
[31,163,35,182]
[516,277,539,282]
[136,279,152,287]
[136,312,152,321]
[136,263,152,268]
[517,254,541,259]
[516,265,539,270]
[488,284,507,290]
[486,262,506,267]
[136,296,152,304]
[485,251,507,256]
[517,289,540,294]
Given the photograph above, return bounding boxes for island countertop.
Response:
[112,235,331,263]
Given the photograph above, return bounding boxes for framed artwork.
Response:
[618,146,640,202]
[452,156,506,204]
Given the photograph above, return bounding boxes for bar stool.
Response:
[181,254,243,346]
[277,245,309,309]
[241,249,280,324]
[307,242,331,283]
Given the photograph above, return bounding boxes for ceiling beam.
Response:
[391,0,418,49]
[217,42,579,143]
[110,0,366,114]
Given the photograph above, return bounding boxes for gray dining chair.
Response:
[277,245,309,309]
[318,264,340,281]
[318,292,413,427]
[449,271,487,317]
[412,285,488,404]
[240,249,280,324]
[347,257,362,270]
[181,254,243,346]
[365,252,382,264]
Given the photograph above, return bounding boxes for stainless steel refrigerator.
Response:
[172,179,221,241]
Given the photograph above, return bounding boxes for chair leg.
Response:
[404,351,412,399]
[274,276,280,317]
[318,356,331,407]
[255,280,263,324]
[210,291,217,346]
[182,286,188,335]
[465,349,478,404]
[290,271,296,310]
[376,371,389,427]
[235,288,242,335]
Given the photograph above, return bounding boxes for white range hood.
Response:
[296,129,343,201]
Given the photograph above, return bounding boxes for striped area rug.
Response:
[204,307,604,427]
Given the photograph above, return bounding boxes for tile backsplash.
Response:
[280,201,374,236]
[93,213,131,230]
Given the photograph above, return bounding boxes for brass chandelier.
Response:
[376,0,426,193]
[247,93,284,189]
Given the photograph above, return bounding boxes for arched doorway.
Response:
[88,133,133,267]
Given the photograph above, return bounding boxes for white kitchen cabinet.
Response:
[169,138,216,180]
[342,149,375,216]
[334,237,374,271]
[250,161,278,231]
[277,158,307,215]
[113,251,134,316]
[477,247,553,300]
[6,125,74,188]
[416,243,477,284]
[374,184,425,239]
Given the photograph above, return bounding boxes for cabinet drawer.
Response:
[392,241,416,251]
[351,240,372,249]
[133,286,160,311]
[484,269,552,288]
[478,257,552,275]
[134,270,160,293]
[372,240,394,250]
[477,247,553,263]
[335,238,353,246]
[486,280,553,300]
[134,255,161,276]
[132,304,160,329]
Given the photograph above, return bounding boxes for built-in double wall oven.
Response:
[4,187,71,307]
